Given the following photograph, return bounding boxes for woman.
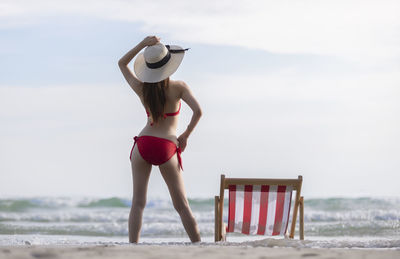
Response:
[118,35,202,243]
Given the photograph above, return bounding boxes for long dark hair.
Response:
[142,77,169,124]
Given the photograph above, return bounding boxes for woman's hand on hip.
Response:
[141,36,160,47]
[177,132,189,152]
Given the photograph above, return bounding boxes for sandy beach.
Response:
[1,244,399,259]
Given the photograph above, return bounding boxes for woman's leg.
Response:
[159,154,201,242]
[129,144,152,243]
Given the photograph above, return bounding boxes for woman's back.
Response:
[139,79,183,144]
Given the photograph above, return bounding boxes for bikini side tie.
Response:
[129,136,138,160]
[176,147,183,171]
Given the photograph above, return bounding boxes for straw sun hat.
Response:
[134,42,189,83]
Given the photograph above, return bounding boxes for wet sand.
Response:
[1,244,399,259]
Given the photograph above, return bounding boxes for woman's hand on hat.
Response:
[141,35,161,47]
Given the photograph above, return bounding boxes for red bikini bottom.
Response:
[130,135,183,170]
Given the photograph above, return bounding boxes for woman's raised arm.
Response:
[118,36,160,96]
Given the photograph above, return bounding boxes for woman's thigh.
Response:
[130,145,152,203]
[158,154,188,208]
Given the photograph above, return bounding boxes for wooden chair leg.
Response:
[214,196,220,242]
[221,222,226,241]
[299,196,304,240]
[290,190,301,239]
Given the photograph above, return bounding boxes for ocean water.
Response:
[0,196,399,248]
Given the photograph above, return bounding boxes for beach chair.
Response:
[214,174,304,242]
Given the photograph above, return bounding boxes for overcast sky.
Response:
[0,0,399,199]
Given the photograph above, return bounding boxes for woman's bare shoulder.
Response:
[169,79,189,97]
[170,79,187,86]
[169,79,190,91]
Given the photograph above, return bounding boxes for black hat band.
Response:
[145,45,190,69]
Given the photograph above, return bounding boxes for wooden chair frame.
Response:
[215,174,304,242]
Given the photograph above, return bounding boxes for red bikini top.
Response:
[146,101,181,125]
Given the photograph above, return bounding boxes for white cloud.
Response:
[1,0,399,197]
[1,0,399,63]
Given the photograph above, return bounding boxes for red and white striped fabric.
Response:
[227,185,293,236]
